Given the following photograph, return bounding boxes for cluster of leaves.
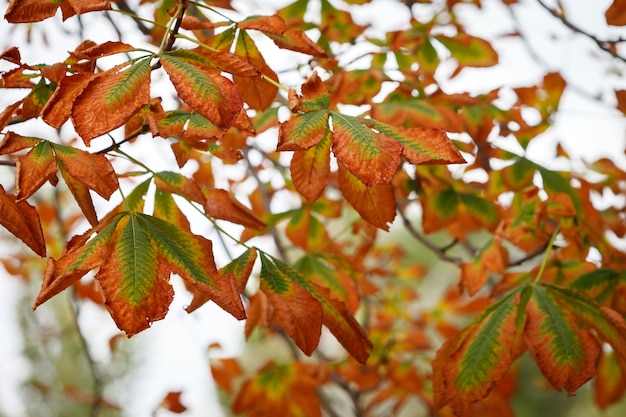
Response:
[1,0,626,416]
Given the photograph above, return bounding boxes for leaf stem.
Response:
[533,223,560,283]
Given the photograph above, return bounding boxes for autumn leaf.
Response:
[290,127,331,203]
[15,141,58,200]
[259,253,323,355]
[203,188,265,230]
[0,185,47,256]
[278,110,330,151]
[137,214,246,321]
[72,57,151,144]
[524,284,600,394]
[96,213,173,336]
[605,0,626,25]
[433,290,524,416]
[367,122,466,165]
[233,361,328,417]
[435,33,499,68]
[160,51,243,129]
[233,30,279,110]
[42,73,95,129]
[33,212,126,308]
[338,163,396,231]
[331,112,403,186]
[271,254,372,363]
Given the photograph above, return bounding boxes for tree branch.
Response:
[537,0,626,63]
[398,208,463,266]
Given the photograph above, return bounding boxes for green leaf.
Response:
[569,269,622,303]
[435,34,498,67]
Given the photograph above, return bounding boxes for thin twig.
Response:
[115,0,152,36]
[398,208,463,266]
[537,0,626,63]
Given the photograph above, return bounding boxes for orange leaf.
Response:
[331,113,403,186]
[0,185,47,256]
[42,73,95,128]
[33,213,125,308]
[15,141,58,200]
[71,58,151,144]
[157,391,187,414]
[338,164,396,231]
[290,128,331,203]
[267,29,328,57]
[160,51,243,129]
[233,30,278,110]
[54,144,118,199]
[238,14,286,34]
[204,188,265,230]
[4,0,61,23]
[260,254,323,355]
[606,0,626,25]
[524,285,600,394]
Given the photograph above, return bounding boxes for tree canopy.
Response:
[0,0,625,416]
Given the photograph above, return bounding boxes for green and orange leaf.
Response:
[160,51,242,129]
[290,127,331,203]
[524,285,600,394]
[331,113,403,186]
[71,57,151,144]
[259,254,323,355]
[278,110,330,151]
[137,214,246,320]
[16,141,58,200]
[433,291,523,416]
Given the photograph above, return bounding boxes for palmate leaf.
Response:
[160,51,243,129]
[433,290,524,416]
[137,214,246,320]
[72,57,151,144]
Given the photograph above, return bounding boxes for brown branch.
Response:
[96,130,142,154]
[398,208,463,266]
[537,0,626,63]
[115,0,152,36]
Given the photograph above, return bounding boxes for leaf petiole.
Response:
[533,222,560,283]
